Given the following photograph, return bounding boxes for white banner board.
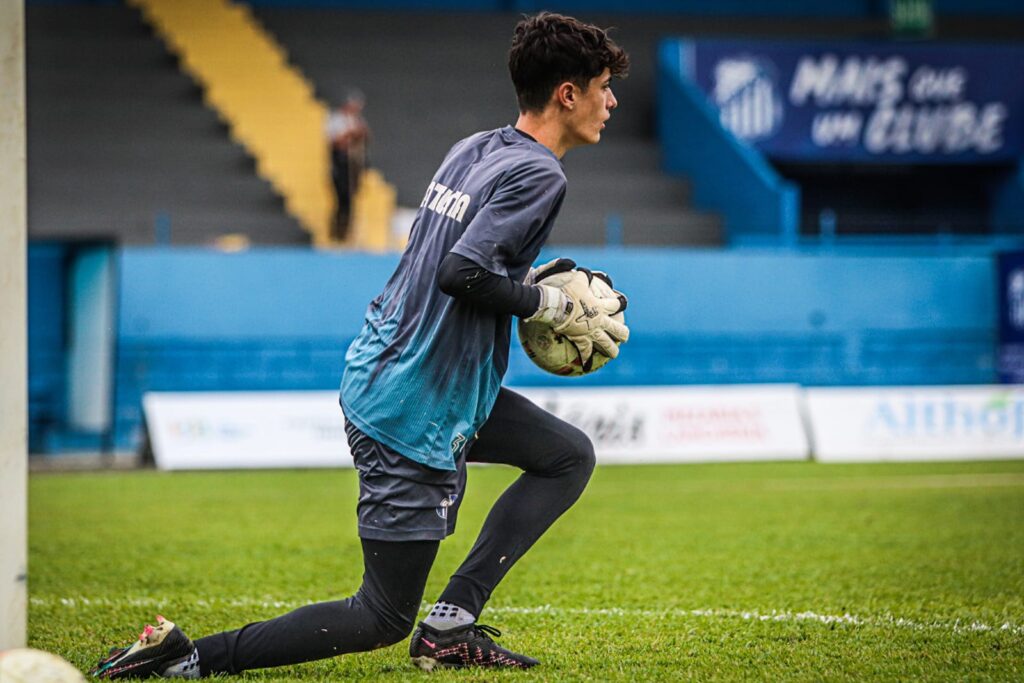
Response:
[144,385,809,470]
[805,385,1024,462]
[143,392,351,470]
[517,385,809,463]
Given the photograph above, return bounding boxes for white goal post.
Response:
[0,0,28,651]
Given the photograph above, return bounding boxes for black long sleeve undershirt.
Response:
[436,252,541,318]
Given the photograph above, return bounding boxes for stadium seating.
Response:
[778,163,1008,236]
[27,3,307,245]
[253,9,726,245]
[26,2,1024,247]
[129,0,336,244]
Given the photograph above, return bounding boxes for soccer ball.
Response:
[0,648,86,683]
[518,270,626,376]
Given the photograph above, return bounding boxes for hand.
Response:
[524,263,630,368]
[553,270,629,361]
[525,259,627,321]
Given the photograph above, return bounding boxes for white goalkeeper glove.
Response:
[524,257,577,286]
[526,269,630,369]
[525,259,629,314]
[524,257,580,324]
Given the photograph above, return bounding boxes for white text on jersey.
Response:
[421,182,471,223]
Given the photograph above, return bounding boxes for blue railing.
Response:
[657,39,800,246]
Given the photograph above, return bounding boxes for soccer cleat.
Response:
[91,615,197,679]
[409,621,539,671]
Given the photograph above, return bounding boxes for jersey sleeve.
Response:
[450,161,566,277]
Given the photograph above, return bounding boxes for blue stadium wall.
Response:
[24,245,995,451]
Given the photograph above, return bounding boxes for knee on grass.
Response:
[371,613,417,648]
[358,598,420,648]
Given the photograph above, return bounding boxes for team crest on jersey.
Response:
[421,181,471,223]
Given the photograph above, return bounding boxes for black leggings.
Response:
[196,388,595,676]
[195,539,436,675]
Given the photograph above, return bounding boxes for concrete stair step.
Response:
[27,3,299,246]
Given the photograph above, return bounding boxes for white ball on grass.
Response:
[0,648,86,683]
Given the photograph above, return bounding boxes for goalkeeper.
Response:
[93,11,629,679]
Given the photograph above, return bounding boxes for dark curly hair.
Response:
[508,12,629,114]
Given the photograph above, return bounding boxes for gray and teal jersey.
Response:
[340,126,567,471]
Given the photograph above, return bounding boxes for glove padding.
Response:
[549,270,630,369]
[524,257,576,286]
[578,267,628,315]
[529,261,628,316]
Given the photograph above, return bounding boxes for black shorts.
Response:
[345,419,467,542]
[343,387,594,543]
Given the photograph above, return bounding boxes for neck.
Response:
[515,111,573,159]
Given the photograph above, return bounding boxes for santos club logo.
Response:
[436,494,459,520]
[712,57,783,141]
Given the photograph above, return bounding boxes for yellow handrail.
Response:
[129,0,395,247]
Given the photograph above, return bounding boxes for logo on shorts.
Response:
[436,494,459,520]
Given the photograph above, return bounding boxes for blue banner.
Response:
[683,40,1024,162]
[998,251,1024,383]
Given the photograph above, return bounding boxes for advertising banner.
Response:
[144,385,809,470]
[997,251,1024,384]
[805,386,1024,462]
[517,385,809,463]
[683,39,1024,162]
[143,392,352,470]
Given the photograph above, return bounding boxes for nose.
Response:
[607,88,618,110]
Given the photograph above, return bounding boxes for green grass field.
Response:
[28,460,1024,681]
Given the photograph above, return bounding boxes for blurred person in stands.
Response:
[91,12,628,679]
[326,89,369,241]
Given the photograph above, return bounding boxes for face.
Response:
[565,68,617,147]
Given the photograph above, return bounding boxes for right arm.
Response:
[436,251,542,318]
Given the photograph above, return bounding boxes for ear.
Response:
[555,81,576,110]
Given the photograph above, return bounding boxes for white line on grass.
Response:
[588,472,1024,494]
[29,596,1023,637]
[651,472,1024,493]
[757,472,1024,492]
[486,605,1024,636]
